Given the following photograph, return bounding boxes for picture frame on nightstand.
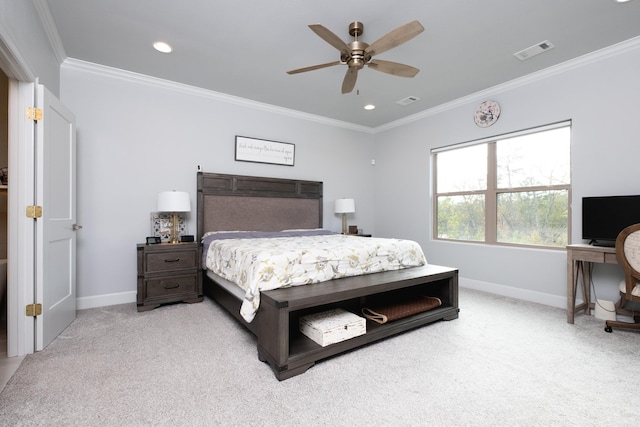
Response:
[150,212,187,243]
[146,236,161,245]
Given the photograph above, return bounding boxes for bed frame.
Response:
[197,172,459,380]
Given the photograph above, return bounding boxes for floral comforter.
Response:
[203,230,426,322]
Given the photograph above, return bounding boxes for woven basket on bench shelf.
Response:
[361,296,442,324]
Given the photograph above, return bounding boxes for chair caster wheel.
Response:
[604,326,612,333]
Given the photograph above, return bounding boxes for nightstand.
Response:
[136,242,203,312]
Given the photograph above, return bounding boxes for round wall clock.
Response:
[474,100,501,127]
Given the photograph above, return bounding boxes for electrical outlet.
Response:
[371,159,376,165]
[197,164,202,171]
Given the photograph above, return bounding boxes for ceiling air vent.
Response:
[514,40,555,61]
[396,96,420,106]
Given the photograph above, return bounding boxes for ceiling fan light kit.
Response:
[287,20,425,94]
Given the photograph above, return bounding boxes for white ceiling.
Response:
[42,0,640,128]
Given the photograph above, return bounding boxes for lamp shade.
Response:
[157,191,191,212]
[334,198,355,214]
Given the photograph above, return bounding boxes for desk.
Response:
[566,244,618,324]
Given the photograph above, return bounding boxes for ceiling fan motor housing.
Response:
[347,41,370,69]
[342,22,369,68]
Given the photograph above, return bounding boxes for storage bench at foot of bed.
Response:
[256,264,459,380]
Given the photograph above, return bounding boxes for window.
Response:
[433,122,571,248]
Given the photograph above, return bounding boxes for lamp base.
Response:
[170,212,180,244]
[342,213,348,235]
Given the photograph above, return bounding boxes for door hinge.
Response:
[26,205,43,219]
[26,107,43,121]
[26,303,43,317]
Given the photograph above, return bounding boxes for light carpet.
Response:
[0,287,638,426]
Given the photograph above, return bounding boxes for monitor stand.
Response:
[590,239,615,247]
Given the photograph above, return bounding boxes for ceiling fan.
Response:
[287,20,425,94]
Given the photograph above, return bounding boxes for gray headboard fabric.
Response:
[196,172,323,240]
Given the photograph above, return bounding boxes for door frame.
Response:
[1,26,38,357]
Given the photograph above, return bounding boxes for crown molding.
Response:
[61,58,374,134]
[374,35,640,133]
[33,0,66,64]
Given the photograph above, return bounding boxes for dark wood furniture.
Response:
[259,264,457,379]
[197,172,459,379]
[136,242,203,312]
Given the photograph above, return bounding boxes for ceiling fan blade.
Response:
[364,20,425,57]
[287,61,341,75]
[368,59,420,78]
[308,24,350,55]
[341,67,358,94]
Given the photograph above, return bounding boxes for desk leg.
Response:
[568,259,592,323]
[568,260,592,324]
[567,257,576,324]
[581,261,591,314]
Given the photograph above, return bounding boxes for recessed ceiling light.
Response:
[153,41,172,53]
[364,104,376,110]
[616,0,632,3]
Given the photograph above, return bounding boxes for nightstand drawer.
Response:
[144,250,197,273]
[145,274,198,298]
[137,242,203,312]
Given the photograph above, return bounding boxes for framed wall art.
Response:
[235,136,295,166]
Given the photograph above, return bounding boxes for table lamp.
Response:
[334,198,355,235]
[157,190,191,244]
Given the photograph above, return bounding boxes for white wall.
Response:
[0,0,60,93]
[60,62,376,303]
[373,39,640,307]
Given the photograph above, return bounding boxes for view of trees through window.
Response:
[434,124,571,248]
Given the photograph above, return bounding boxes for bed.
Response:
[197,172,459,380]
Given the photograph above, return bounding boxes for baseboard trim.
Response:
[459,277,569,309]
[77,291,136,310]
[76,278,570,312]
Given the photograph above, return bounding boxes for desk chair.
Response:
[605,223,640,333]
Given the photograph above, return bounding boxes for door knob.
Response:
[72,224,83,231]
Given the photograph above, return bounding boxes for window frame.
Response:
[432,121,571,249]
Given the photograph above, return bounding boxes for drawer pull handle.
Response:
[164,283,180,290]
[164,258,180,263]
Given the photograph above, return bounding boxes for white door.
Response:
[34,84,77,350]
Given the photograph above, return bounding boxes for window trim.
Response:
[431,120,571,154]
[432,121,571,249]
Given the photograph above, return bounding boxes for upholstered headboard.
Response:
[196,172,323,240]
